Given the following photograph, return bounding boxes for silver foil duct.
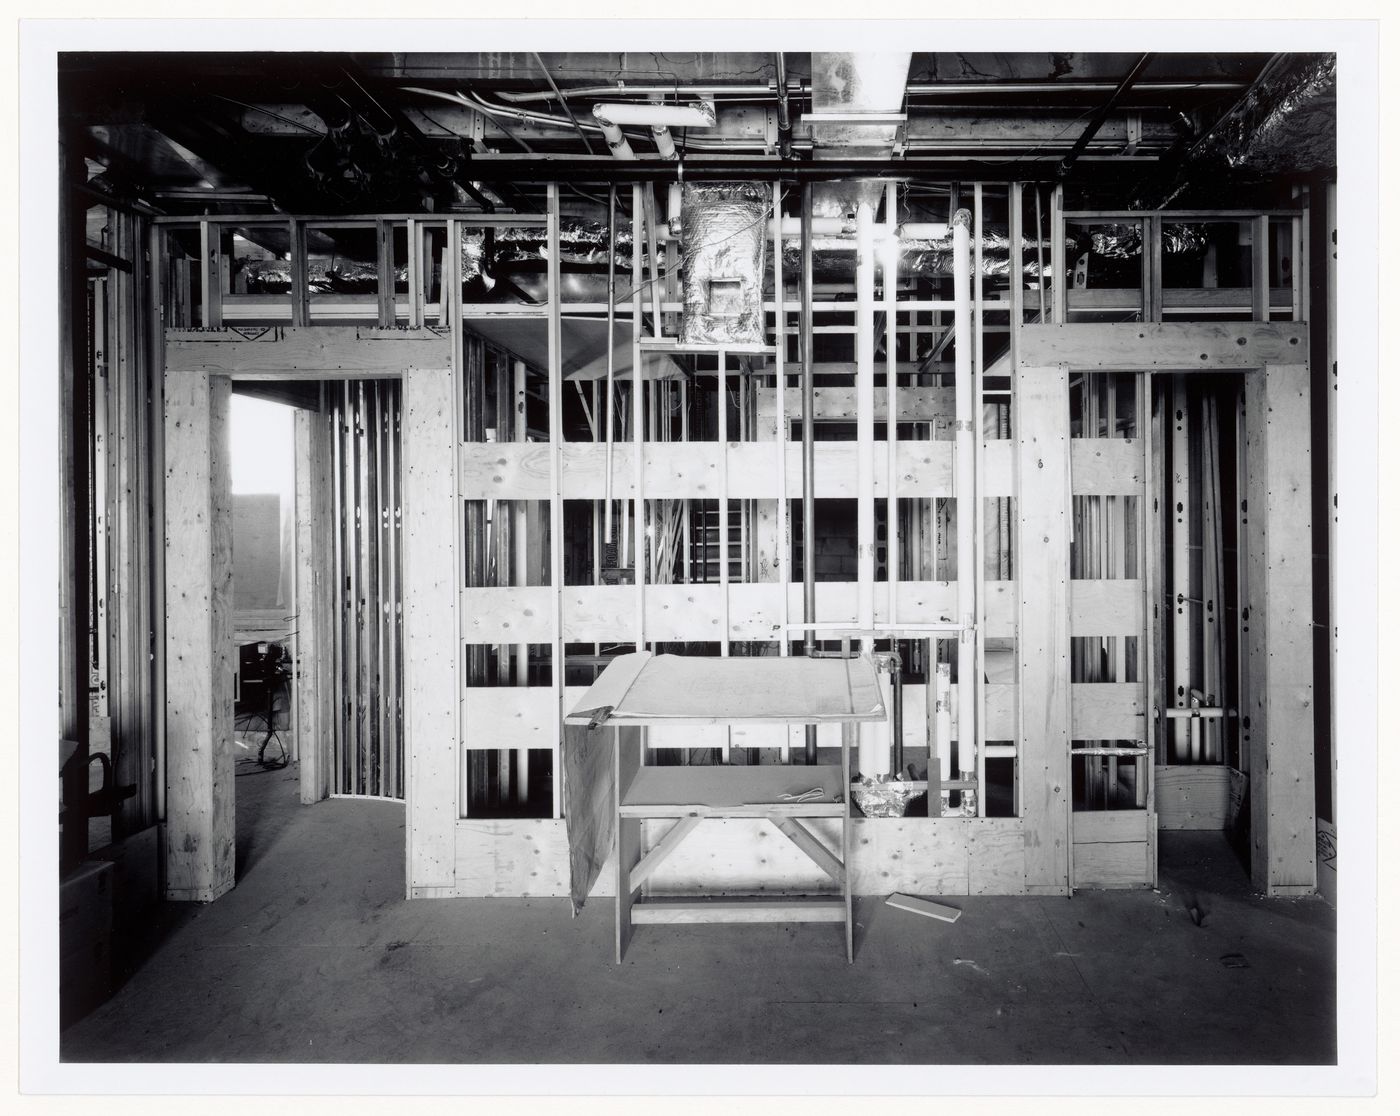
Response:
[779,228,1056,282]
[1083,223,1210,260]
[679,182,768,346]
[1196,53,1336,174]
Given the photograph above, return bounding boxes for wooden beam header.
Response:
[165,326,453,377]
[1017,321,1308,371]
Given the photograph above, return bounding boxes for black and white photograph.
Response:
[14,14,1383,1099]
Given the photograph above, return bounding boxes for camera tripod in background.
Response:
[235,642,292,771]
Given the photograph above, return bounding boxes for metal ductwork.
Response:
[678,182,769,345]
[807,51,914,219]
[1192,52,1335,174]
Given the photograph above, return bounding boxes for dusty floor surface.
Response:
[60,758,1336,1065]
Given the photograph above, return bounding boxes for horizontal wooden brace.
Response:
[1071,439,1143,494]
[630,899,846,924]
[461,439,1015,500]
[1070,579,1144,636]
[1071,682,1146,740]
[462,580,1021,645]
[1066,287,1292,312]
[463,679,1020,752]
[1017,321,1308,370]
[165,326,453,375]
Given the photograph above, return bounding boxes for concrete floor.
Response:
[60,757,1336,1065]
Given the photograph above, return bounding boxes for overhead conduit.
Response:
[592,100,717,159]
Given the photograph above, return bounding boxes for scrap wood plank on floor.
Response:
[885,893,963,923]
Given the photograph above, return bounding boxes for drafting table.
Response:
[564,651,886,962]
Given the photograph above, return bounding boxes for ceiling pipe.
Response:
[454,155,1122,183]
[532,51,596,155]
[592,100,715,160]
[592,101,717,128]
[490,80,1247,104]
[774,53,793,159]
[1057,53,1155,179]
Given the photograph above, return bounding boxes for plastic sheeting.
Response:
[679,182,768,346]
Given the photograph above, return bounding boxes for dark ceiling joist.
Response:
[453,154,1144,185]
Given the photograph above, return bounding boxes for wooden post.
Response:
[294,410,327,804]
[1170,378,1191,760]
[952,208,977,802]
[1252,215,1271,322]
[163,371,235,901]
[1015,365,1071,895]
[774,181,790,760]
[548,185,566,818]
[885,183,900,633]
[59,129,91,868]
[856,202,876,639]
[513,359,531,801]
[631,185,646,653]
[1243,363,1316,895]
[404,366,459,895]
[719,348,730,658]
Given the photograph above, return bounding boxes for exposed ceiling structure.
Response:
[63,50,1336,221]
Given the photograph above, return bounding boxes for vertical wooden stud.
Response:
[1015,365,1071,894]
[1243,363,1316,894]
[163,371,235,901]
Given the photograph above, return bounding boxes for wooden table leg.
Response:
[615,814,641,963]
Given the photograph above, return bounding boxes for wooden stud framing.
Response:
[163,371,235,901]
[547,186,566,819]
[631,185,646,653]
[1016,365,1071,894]
[403,363,459,893]
[294,410,328,803]
[1018,322,1308,370]
[1243,363,1316,894]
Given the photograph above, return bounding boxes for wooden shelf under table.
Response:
[619,764,846,818]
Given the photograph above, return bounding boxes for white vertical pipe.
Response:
[952,208,977,805]
[884,182,899,634]
[545,190,565,819]
[935,661,952,815]
[856,202,876,642]
[513,358,530,803]
[773,181,790,667]
[718,348,730,658]
[632,184,646,653]
[604,186,617,545]
[973,184,988,816]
